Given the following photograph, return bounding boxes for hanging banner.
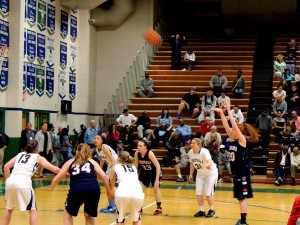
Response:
[23,62,27,92]
[70,15,77,42]
[69,71,76,100]
[27,29,36,62]
[60,41,67,70]
[46,36,54,67]
[0,57,8,91]
[46,67,54,97]
[37,33,45,64]
[26,0,37,27]
[0,19,9,46]
[24,28,26,58]
[69,45,76,73]
[59,70,66,99]
[47,3,55,35]
[0,0,9,18]
[60,10,68,39]
[37,0,46,31]
[26,63,36,94]
[36,65,45,96]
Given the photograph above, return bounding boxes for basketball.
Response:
[143,28,162,46]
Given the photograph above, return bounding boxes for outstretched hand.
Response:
[225,99,231,112]
[213,108,223,116]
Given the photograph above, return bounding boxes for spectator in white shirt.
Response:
[290,146,300,186]
[217,92,231,115]
[273,83,286,102]
[231,105,244,124]
[116,109,137,128]
[183,49,196,71]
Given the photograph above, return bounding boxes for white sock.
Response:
[178,174,182,178]
[200,206,204,212]
[210,204,214,210]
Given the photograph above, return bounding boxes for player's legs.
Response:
[63,209,73,225]
[239,199,248,224]
[204,173,217,217]
[84,212,95,225]
[130,198,144,224]
[101,168,115,213]
[2,209,13,225]
[194,176,206,217]
[29,210,38,225]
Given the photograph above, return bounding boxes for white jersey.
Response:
[188,148,217,177]
[11,152,39,179]
[97,144,117,167]
[114,164,144,199]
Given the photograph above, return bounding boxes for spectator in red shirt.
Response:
[290,111,300,132]
[200,116,215,136]
[106,124,120,150]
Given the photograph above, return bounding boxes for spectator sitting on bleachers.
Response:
[207,144,219,166]
[232,70,245,99]
[137,71,154,98]
[175,140,191,182]
[273,54,286,79]
[136,111,152,141]
[231,105,244,125]
[173,118,192,144]
[290,146,300,186]
[199,116,215,137]
[197,88,217,123]
[120,125,134,156]
[291,126,300,143]
[256,109,273,157]
[287,84,300,111]
[286,39,297,58]
[116,108,137,129]
[281,69,293,89]
[284,53,296,75]
[177,87,201,119]
[272,98,288,118]
[278,126,298,152]
[217,144,232,183]
[163,132,183,167]
[157,107,173,132]
[150,120,170,149]
[295,68,300,89]
[204,126,221,150]
[217,92,231,115]
[183,48,195,71]
[210,70,228,97]
[106,124,120,150]
[273,83,286,102]
[272,110,286,143]
[290,111,300,132]
[274,144,290,186]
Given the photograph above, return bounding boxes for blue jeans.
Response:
[233,88,243,98]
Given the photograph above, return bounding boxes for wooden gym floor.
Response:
[0,177,297,225]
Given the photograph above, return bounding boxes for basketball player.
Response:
[2,140,60,225]
[50,143,113,225]
[134,139,162,215]
[93,134,118,213]
[110,151,144,225]
[188,138,218,218]
[214,100,259,225]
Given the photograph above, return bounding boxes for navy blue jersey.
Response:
[229,140,249,177]
[68,160,100,192]
[138,150,156,174]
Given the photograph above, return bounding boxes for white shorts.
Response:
[196,172,218,196]
[5,177,36,211]
[115,196,144,222]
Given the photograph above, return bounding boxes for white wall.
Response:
[95,0,154,113]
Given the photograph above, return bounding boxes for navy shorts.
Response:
[233,174,253,200]
[139,172,156,187]
[65,189,100,217]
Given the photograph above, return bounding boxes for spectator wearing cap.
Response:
[136,111,152,140]
[175,140,191,182]
[177,87,200,119]
[210,70,228,97]
[116,109,137,128]
[137,71,154,98]
[197,88,217,123]
[172,118,192,144]
[217,145,232,183]
[115,140,124,156]
[150,120,170,149]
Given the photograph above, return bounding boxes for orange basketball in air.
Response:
[143,28,162,46]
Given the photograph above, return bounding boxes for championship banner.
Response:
[37,0,46,31]
[59,70,66,99]
[69,71,76,100]
[0,57,8,91]
[69,45,76,73]
[26,0,37,27]
[46,67,54,97]
[47,3,55,35]
[60,41,67,70]
[46,36,54,67]
[27,29,36,62]
[70,15,77,42]
[26,63,36,94]
[0,0,9,18]
[37,33,45,64]
[36,65,45,96]
[23,62,27,92]
[0,19,9,46]
[60,10,68,39]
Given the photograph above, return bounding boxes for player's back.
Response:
[11,152,39,179]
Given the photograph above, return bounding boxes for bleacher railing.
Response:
[103,18,166,127]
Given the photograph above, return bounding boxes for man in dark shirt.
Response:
[169,34,187,70]
[177,86,200,119]
[20,122,36,151]
[137,111,151,140]
[150,120,170,148]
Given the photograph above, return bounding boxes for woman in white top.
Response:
[93,134,118,213]
[188,138,218,218]
[272,83,286,102]
[274,54,286,77]
[110,151,144,225]
[2,140,60,225]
